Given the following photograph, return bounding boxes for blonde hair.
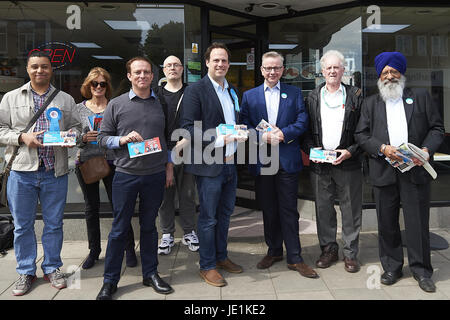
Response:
[80,67,113,100]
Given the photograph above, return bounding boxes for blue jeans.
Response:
[7,168,68,275]
[103,171,165,285]
[195,164,237,270]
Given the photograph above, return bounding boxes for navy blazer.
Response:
[179,75,239,177]
[240,82,309,175]
[355,87,444,186]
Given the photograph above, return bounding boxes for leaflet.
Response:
[255,119,274,132]
[127,137,162,158]
[309,148,337,163]
[216,124,248,139]
[43,131,76,146]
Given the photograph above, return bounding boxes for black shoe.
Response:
[380,271,403,285]
[96,283,117,300]
[143,273,174,295]
[126,250,138,268]
[413,275,436,293]
[82,250,100,270]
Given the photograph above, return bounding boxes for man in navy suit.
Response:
[240,51,318,279]
[179,43,246,287]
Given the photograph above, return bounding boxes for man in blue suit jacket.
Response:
[240,51,318,278]
[179,43,245,287]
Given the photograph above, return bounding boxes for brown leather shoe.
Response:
[199,269,227,287]
[256,255,283,269]
[344,257,360,273]
[216,258,243,274]
[288,262,319,279]
[315,244,339,268]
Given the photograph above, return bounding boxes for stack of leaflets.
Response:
[43,131,76,146]
[385,142,437,179]
[88,115,103,144]
[216,124,248,139]
[256,119,274,132]
[127,137,162,158]
[309,148,337,163]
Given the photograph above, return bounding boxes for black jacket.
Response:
[153,83,188,151]
[355,87,444,186]
[302,82,363,174]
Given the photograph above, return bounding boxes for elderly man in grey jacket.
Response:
[0,51,81,296]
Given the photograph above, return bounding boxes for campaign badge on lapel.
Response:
[406,98,413,104]
[281,93,287,99]
[229,88,240,112]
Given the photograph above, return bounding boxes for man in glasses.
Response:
[355,51,444,293]
[0,50,81,296]
[302,50,364,273]
[240,51,318,279]
[154,55,198,256]
[96,56,174,299]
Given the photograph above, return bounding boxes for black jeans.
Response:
[75,164,135,254]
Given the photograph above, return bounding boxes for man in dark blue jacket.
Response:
[240,51,318,279]
[180,43,245,287]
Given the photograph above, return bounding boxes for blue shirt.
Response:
[208,75,236,157]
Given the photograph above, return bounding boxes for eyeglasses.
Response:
[262,66,283,72]
[381,69,401,77]
[91,81,107,88]
[164,63,182,69]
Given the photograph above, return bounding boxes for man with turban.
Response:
[355,52,444,293]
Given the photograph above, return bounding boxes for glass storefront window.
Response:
[362,5,450,203]
[0,1,198,210]
[268,7,363,201]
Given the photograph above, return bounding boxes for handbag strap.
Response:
[4,88,60,173]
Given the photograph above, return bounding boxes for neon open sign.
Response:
[28,42,76,69]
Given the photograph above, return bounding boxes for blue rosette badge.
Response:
[43,107,76,146]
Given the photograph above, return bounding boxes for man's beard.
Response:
[377,75,406,101]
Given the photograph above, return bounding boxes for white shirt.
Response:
[208,75,236,157]
[386,97,408,147]
[320,84,346,150]
[264,81,281,126]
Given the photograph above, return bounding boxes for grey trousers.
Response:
[311,166,362,259]
[159,164,197,235]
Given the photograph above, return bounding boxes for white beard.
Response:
[377,75,406,102]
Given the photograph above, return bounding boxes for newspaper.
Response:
[385,142,437,179]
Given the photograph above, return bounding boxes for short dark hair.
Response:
[204,42,231,62]
[27,50,52,66]
[126,56,153,73]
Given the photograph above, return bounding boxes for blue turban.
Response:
[374,52,407,77]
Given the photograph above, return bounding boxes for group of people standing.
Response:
[0,42,444,300]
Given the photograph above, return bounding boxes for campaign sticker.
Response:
[281,93,287,99]
[406,98,413,104]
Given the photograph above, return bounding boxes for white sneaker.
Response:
[158,234,174,255]
[182,231,199,252]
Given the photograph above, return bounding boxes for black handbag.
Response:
[0,89,60,208]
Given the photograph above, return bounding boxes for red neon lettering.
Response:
[43,49,53,59]
[52,49,63,63]
[63,49,76,63]
[28,48,40,56]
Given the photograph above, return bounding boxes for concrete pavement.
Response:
[1,208,450,301]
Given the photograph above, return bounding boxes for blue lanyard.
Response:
[229,88,240,112]
[322,86,346,109]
